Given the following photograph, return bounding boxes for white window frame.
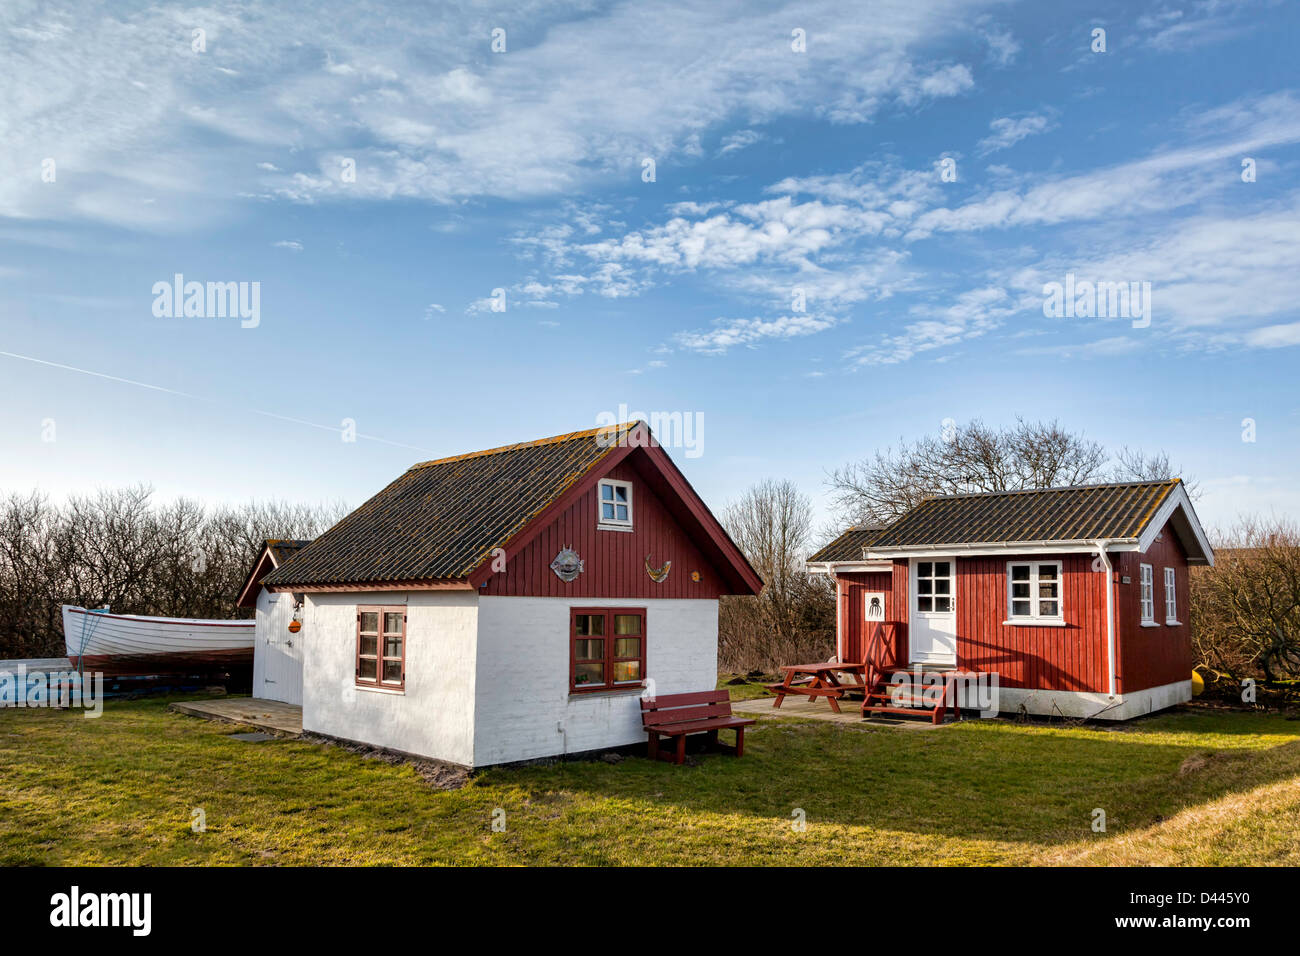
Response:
[1164,566,1180,625]
[913,560,954,615]
[596,478,633,531]
[1139,563,1156,625]
[1004,560,1065,625]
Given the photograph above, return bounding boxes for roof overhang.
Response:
[863,540,1142,560]
[806,561,893,575]
[1136,481,1214,566]
[236,546,278,609]
[267,579,475,594]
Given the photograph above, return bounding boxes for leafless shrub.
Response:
[718,479,834,672]
[0,487,346,659]
[1191,516,1300,682]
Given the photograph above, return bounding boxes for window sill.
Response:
[1002,619,1066,627]
[1140,621,1161,628]
[569,684,645,699]
[355,682,405,696]
[596,523,633,533]
[1166,620,1183,627]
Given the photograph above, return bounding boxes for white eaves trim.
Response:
[863,540,1139,560]
[1136,482,1214,566]
[806,561,893,575]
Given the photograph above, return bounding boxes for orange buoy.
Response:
[288,620,302,634]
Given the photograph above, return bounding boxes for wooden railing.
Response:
[863,621,904,690]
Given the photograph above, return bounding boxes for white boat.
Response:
[62,605,254,678]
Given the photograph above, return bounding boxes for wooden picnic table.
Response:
[768,661,867,713]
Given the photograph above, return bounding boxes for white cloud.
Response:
[717,130,762,156]
[0,0,1008,228]
[273,239,303,251]
[674,313,840,354]
[976,111,1056,154]
[846,286,1017,366]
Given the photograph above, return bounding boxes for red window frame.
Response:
[356,605,406,690]
[570,607,646,694]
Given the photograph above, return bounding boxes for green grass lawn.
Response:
[2,695,1298,866]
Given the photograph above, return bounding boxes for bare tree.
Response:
[827,418,1109,526]
[718,480,834,672]
[1111,446,1200,498]
[0,487,347,659]
[1191,516,1300,682]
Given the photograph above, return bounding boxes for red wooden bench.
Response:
[639,690,756,765]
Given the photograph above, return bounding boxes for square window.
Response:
[1007,562,1063,622]
[918,562,933,577]
[597,480,633,527]
[572,609,646,692]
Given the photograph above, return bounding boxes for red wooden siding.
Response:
[1115,520,1192,693]
[480,459,729,599]
[830,519,1193,697]
[953,553,1108,693]
[834,561,909,662]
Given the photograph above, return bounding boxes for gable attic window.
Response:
[597,478,633,531]
[1005,561,1064,624]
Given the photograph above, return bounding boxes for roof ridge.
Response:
[921,478,1180,502]
[407,421,644,471]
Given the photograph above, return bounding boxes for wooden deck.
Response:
[171,697,303,736]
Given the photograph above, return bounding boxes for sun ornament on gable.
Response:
[550,547,585,582]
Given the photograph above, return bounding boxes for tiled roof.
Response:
[807,527,886,563]
[262,423,638,588]
[267,539,312,566]
[866,480,1181,550]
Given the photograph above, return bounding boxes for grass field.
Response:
[2,695,1298,866]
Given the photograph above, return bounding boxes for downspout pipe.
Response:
[1094,540,1117,698]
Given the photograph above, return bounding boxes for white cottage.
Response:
[241,422,762,768]
[236,539,313,704]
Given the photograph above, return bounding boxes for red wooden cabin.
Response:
[807,480,1213,720]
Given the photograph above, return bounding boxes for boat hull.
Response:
[62,606,254,680]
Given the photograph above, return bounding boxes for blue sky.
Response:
[2,0,1298,538]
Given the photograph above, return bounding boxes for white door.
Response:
[259,592,304,705]
[910,558,957,665]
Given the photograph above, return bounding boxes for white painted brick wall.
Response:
[472,596,719,767]
[301,590,478,766]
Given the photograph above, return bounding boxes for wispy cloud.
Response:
[977,111,1056,154]
[674,313,840,354]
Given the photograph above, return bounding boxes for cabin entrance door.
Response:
[909,558,957,666]
[261,592,304,705]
